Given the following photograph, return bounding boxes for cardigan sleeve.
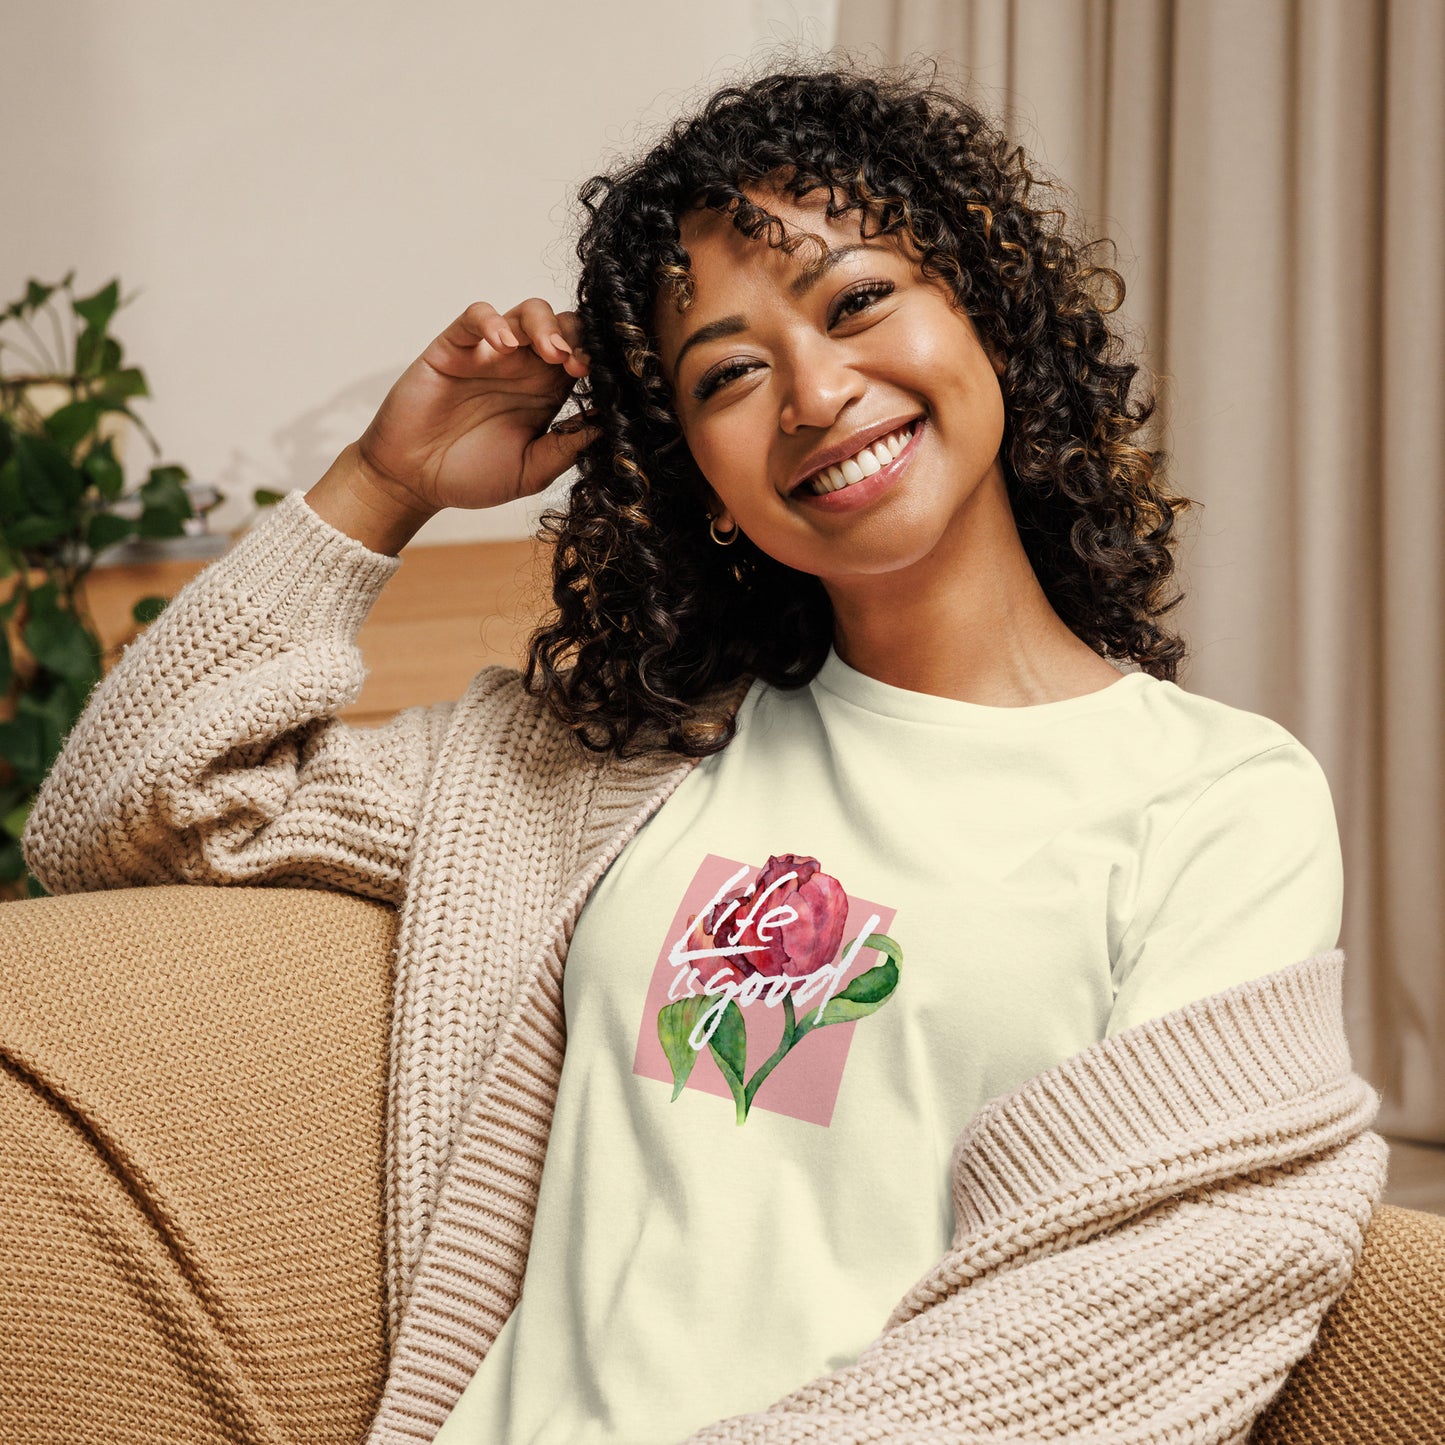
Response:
[1105,739,1344,1037]
[20,489,454,907]
[679,952,1389,1444]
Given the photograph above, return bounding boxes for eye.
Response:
[692,358,758,402]
[829,279,895,325]
[690,280,898,403]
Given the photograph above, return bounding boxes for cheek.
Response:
[684,415,767,504]
[914,328,1006,442]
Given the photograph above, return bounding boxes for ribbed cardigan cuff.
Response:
[213,487,403,642]
[950,947,1362,1232]
[886,948,1380,1328]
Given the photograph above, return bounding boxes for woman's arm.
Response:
[21,296,598,905]
[680,950,1387,1444]
[20,477,451,905]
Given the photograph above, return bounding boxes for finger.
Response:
[553,310,592,376]
[428,302,522,373]
[521,419,602,495]
[505,298,577,368]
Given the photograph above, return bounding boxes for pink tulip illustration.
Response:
[659,853,902,1124]
[702,853,848,984]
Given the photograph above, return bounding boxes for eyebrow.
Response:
[669,242,889,382]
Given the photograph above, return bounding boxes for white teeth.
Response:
[804,422,915,495]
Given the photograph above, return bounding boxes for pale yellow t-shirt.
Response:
[434,650,1343,1444]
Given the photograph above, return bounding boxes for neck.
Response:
[821,467,1116,706]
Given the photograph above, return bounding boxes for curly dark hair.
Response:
[523,57,1196,759]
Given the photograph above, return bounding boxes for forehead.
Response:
[653,187,896,358]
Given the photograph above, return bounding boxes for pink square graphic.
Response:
[631,853,897,1127]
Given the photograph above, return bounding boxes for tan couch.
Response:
[2,883,1442,1444]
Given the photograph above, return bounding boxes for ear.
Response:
[704,485,734,533]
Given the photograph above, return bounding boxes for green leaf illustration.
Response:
[658,994,751,1123]
[658,996,708,1101]
[708,1000,746,1087]
[708,1000,749,1124]
[800,933,903,1033]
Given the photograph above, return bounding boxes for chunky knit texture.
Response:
[22,489,1390,1444]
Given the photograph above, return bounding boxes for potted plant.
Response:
[0,273,207,899]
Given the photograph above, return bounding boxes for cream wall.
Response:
[0,0,838,543]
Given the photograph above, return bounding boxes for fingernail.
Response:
[550,333,572,354]
[499,327,519,347]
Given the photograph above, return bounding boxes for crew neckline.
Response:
[811,646,1156,727]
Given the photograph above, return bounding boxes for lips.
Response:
[791,416,925,513]
[786,414,925,496]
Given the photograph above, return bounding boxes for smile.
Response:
[795,420,920,496]
[791,418,924,512]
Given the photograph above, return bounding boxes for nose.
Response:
[777,335,865,434]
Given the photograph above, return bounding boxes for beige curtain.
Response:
[835,0,1444,1141]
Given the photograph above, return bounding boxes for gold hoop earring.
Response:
[709,515,739,546]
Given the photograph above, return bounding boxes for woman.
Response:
[18,62,1385,1445]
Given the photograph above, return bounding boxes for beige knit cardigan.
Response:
[22,489,1389,1445]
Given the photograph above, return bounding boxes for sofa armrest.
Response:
[1251,1201,1445,1443]
[0,884,395,1444]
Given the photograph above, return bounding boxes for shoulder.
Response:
[447,664,755,773]
[1127,675,1334,820]
[1102,678,1340,901]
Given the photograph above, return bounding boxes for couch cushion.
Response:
[1251,1201,1445,1443]
[0,884,394,1444]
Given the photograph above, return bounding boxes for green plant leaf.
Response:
[2,795,31,842]
[253,489,286,507]
[131,595,169,625]
[75,325,105,376]
[23,279,55,313]
[82,438,124,499]
[5,514,72,548]
[143,463,189,495]
[73,279,120,332]
[22,601,100,683]
[0,837,24,884]
[14,669,89,749]
[86,511,135,552]
[44,399,101,453]
[658,996,708,1101]
[98,366,148,401]
[0,713,48,785]
[0,456,22,523]
[138,464,192,537]
[0,625,10,693]
[14,434,84,514]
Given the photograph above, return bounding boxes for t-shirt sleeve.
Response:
[1105,740,1344,1037]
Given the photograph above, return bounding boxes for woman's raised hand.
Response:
[353,299,597,515]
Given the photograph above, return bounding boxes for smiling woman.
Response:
[523,64,1195,756]
[14,52,1378,1445]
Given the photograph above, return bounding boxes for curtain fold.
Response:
[835,0,1444,1139]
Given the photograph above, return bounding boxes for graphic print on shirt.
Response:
[631,853,901,1127]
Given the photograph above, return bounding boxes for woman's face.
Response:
[651,186,1009,586]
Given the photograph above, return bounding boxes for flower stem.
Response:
[743,993,799,1113]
